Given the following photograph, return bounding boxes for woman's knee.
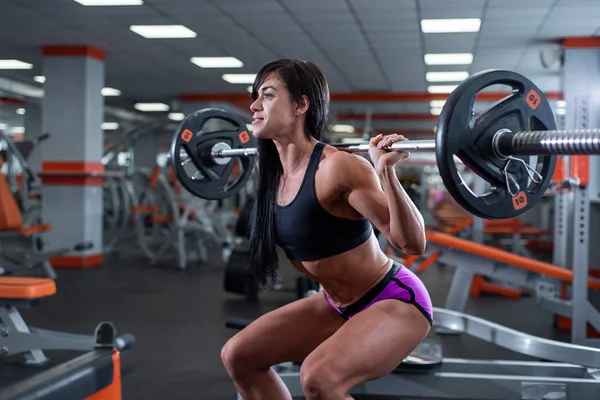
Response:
[300,358,345,400]
[222,333,274,374]
[221,335,257,378]
[220,337,237,372]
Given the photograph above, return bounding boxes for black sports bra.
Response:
[275,142,373,261]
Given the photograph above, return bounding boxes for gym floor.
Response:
[0,246,572,400]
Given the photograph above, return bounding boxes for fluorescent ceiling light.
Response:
[130,25,196,39]
[424,53,473,65]
[16,108,26,115]
[0,124,7,130]
[556,108,567,116]
[430,100,446,108]
[331,124,355,133]
[426,71,469,82]
[191,57,243,68]
[247,85,253,93]
[0,59,33,70]
[428,85,458,94]
[73,0,143,5]
[556,100,567,108]
[134,102,170,112]
[246,124,253,132]
[102,87,121,96]
[102,122,119,130]
[421,18,481,33]
[168,112,185,121]
[34,76,45,83]
[222,74,257,84]
[430,108,443,116]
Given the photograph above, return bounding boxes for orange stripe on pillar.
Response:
[563,37,600,49]
[42,45,106,62]
[40,161,105,186]
[42,161,103,172]
[51,254,103,268]
[0,97,27,105]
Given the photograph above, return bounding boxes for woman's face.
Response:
[250,72,299,139]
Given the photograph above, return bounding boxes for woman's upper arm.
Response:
[331,153,392,234]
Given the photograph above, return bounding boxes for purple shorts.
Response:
[324,261,433,325]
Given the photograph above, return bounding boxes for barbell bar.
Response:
[193,129,600,164]
[177,139,436,166]
[169,69,599,220]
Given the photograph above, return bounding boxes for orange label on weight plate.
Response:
[525,89,541,110]
[512,191,528,210]
[238,130,250,144]
[181,129,193,143]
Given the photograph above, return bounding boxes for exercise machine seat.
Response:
[0,277,56,299]
[18,223,53,236]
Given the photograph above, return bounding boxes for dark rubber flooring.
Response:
[0,247,578,399]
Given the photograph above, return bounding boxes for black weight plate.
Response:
[436,69,557,220]
[170,108,257,200]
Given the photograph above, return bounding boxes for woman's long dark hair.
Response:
[248,59,330,289]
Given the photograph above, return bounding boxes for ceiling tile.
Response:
[484,6,553,20]
[291,12,356,24]
[420,0,487,7]
[356,10,418,22]
[547,4,600,18]
[488,0,555,6]
[348,0,416,11]
[420,7,485,19]
[281,0,350,12]
[210,0,285,13]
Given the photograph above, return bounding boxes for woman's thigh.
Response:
[223,291,346,369]
[302,299,431,390]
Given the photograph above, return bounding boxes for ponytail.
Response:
[248,139,282,289]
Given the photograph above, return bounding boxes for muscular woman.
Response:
[221,59,433,400]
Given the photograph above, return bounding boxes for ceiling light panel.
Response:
[130,25,196,39]
[421,18,481,33]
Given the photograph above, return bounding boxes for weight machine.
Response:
[102,123,157,254]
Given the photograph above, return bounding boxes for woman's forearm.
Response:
[377,166,426,254]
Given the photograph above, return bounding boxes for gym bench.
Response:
[0,276,131,366]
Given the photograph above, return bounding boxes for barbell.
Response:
[170,69,600,220]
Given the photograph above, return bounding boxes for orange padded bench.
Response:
[17,223,53,237]
[0,277,56,299]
